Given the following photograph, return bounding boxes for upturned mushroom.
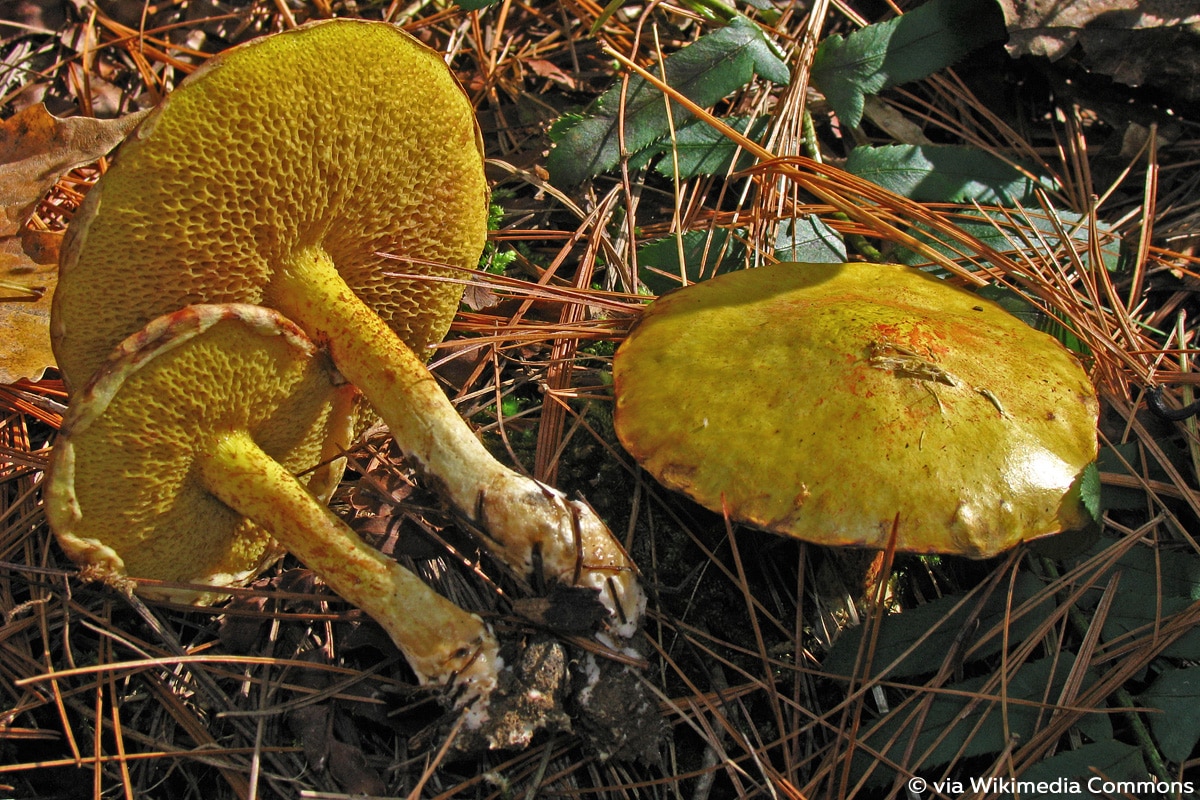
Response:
[51,20,642,631]
[613,262,1098,557]
[45,304,501,703]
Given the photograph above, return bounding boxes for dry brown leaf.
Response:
[1,231,60,383]
[998,0,1200,103]
[461,282,501,311]
[0,103,148,383]
[0,103,149,237]
[286,691,387,795]
[526,58,578,90]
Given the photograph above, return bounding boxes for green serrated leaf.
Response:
[547,17,789,185]
[547,112,586,142]
[629,117,762,174]
[811,0,1005,129]
[636,228,745,294]
[1140,667,1200,764]
[810,24,890,130]
[651,116,767,178]
[845,144,1056,205]
[773,216,846,263]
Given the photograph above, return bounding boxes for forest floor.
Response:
[3,1,1200,798]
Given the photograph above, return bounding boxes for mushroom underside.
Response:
[46,304,501,704]
[51,17,643,633]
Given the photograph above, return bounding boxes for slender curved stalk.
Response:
[200,428,502,705]
[271,246,644,635]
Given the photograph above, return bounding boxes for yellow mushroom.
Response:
[613,262,1099,557]
[50,20,642,632]
[45,304,501,705]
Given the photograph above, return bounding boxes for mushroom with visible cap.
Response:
[613,262,1098,558]
[51,20,642,632]
[45,304,501,705]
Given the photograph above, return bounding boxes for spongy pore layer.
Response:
[53,19,488,389]
[48,305,355,599]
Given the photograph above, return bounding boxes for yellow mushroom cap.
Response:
[45,304,358,601]
[52,19,488,389]
[613,262,1099,558]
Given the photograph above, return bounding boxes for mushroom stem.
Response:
[198,427,501,702]
[272,246,644,634]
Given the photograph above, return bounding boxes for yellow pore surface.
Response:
[53,20,488,388]
[49,306,354,598]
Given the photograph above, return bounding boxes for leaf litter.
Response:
[0,104,148,382]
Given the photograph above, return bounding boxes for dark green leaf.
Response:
[1140,667,1200,763]
[650,116,768,178]
[852,655,1095,786]
[1079,461,1101,523]
[774,216,846,263]
[824,571,1054,680]
[1072,536,1200,660]
[1093,441,1174,511]
[898,209,1122,273]
[547,17,789,185]
[1104,594,1200,660]
[1083,535,1200,601]
[811,0,1005,129]
[1005,741,1146,799]
[845,144,1056,205]
[636,228,745,294]
[547,112,586,141]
